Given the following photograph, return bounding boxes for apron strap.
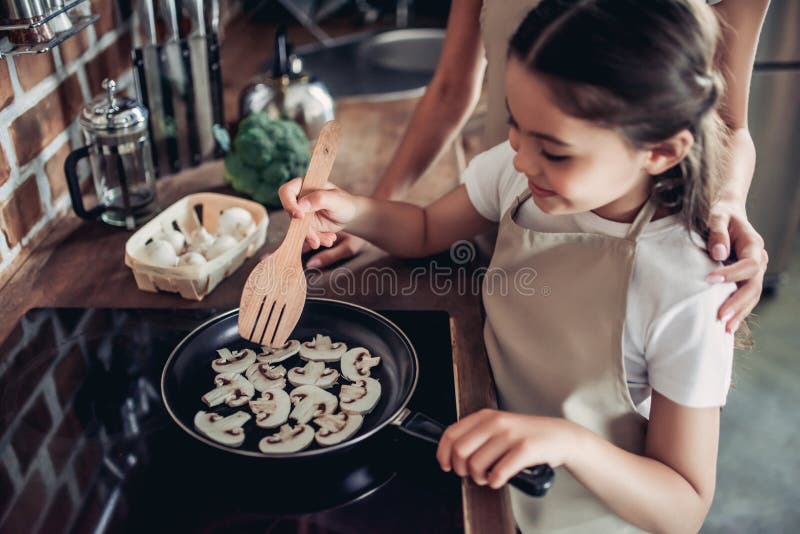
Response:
[507,190,533,222]
[511,187,533,213]
[515,190,533,209]
[625,197,659,240]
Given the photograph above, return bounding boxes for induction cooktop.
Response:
[0,308,462,534]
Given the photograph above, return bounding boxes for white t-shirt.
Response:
[464,142,735,415]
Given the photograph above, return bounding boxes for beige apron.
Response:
[482,191,656,533]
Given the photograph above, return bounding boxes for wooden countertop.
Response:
[0,98,514,532]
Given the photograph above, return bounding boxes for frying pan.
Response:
[161,298,553,497]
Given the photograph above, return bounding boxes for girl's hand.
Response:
[278,178,363,250]
[706,198,768,333]
[436,408,578,489]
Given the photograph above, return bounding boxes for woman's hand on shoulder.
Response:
[435,408,578,489]
[706,197,768,333]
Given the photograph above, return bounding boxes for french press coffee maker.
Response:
[65,78,160,230]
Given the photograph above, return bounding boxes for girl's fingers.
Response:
[302,241,312,254]
[467,434,514,486]
[298,189,338,215]
[307,229,321,250]
[278,178,305,218]
[300,188,359,228]
[437,410,495,472]
[487,442,540,490]
[318,232,338,248]
[449,428,495,478]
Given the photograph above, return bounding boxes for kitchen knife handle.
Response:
[395,410,555,497]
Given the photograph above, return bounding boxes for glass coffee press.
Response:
[65,78,160,230]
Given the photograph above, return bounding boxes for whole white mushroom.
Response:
[218,207,255,240]
[155,229,186,255]
[178,252,208,267]
[204,235,239,260]
[142,239,179,267]
[186,227,215,253]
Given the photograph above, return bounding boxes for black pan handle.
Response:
[393,410,554,497]
[65,145,107,220]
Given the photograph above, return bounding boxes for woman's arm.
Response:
[280,180,495,258]
[706,0,771,332]
[438,392,720,533]
[711,0,770,201]
[304,0,486,268]
[372,0,486,200]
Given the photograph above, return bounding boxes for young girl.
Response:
[280,0,737,531]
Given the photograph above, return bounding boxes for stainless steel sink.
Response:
[294,28,445,100]
[357,28,444,72]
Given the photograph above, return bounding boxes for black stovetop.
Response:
[0,308,462,534]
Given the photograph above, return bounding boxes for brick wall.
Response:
[0,308,202,534]
[0,1,135,288]
[0,309,106,534]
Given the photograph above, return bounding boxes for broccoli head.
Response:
[234,128,275,168]
[224,114,311,207]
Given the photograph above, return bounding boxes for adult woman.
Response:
[305,0,769,333]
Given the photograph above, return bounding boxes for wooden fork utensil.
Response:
[238,120,342,346]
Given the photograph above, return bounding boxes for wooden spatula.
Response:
[238,120,342,347]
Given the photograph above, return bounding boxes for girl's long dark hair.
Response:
[509,0,726,241]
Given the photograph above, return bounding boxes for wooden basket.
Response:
[124,193,269,301]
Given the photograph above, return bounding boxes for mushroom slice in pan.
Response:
[287,361,340,388]
[298,334,347,362]
[194,410,251,447]
[249,389,291,429]
[339,377,382,415]
[313,413,364,447]
[201,373,255,407]
[211,348,257,374]
[340,347,381,382]
[257,340,301,364]
[245,362,287,392]
[289,385,338,424]
[258,423,314,454]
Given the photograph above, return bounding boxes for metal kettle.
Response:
[238,26,334,140]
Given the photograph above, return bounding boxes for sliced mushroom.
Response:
[340,347,381,381]
[211,348,256,374]
[201,373,255,407]
[245,362,287,392]
[289,385,338,424]
[287,361,340,388]
[298,334,347,363]
[249,389,291,429]
[258,423,315,454]
[194,410,251,447]
[257,340,301,364]
[339,377,382,415]
[313,413,364,447]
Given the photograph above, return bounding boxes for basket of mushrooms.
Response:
[124,193,268,300]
